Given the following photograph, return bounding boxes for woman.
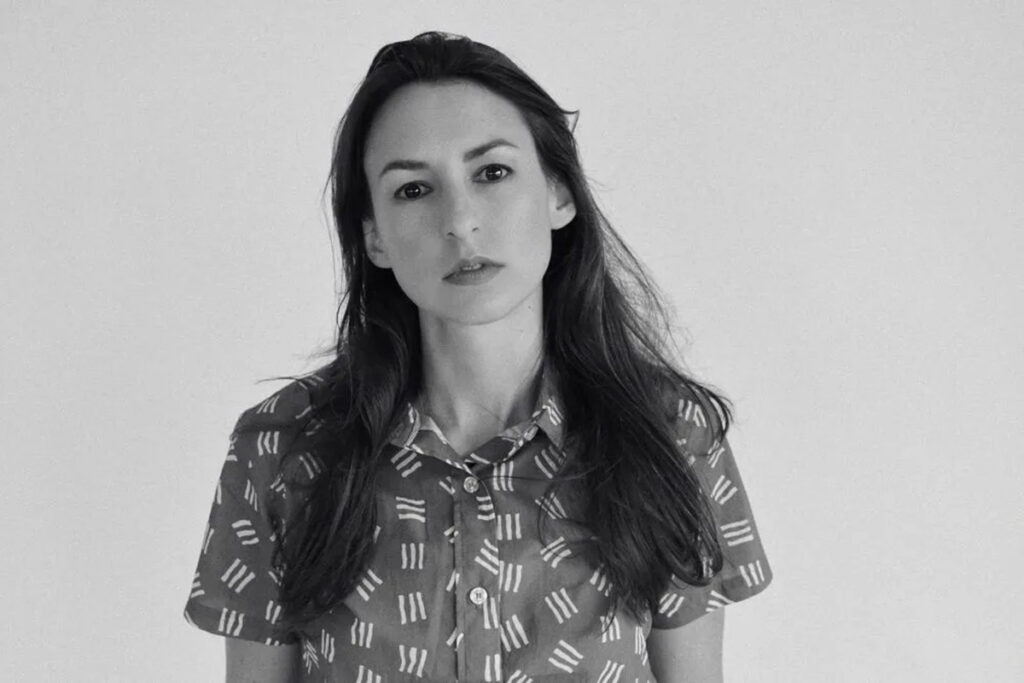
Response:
[184,31,772,682]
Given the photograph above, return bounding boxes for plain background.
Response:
[3,1,1021,681]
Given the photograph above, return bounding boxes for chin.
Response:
[449,307,512,326]
[431,297,517,326]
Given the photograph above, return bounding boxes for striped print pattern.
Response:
[183,362,771,681]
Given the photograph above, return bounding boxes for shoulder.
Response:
[233,361,334,434]
[225,361,336,490]
[659,376,726,459]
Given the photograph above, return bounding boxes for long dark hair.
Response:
[267,30,732,635]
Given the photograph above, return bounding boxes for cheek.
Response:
[383,222,440,283]
[492,186,548,236]
[393,241,433,279]
[378,210,429,255]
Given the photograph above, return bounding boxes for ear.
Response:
[362,217,392,269]
[547,176,577,231]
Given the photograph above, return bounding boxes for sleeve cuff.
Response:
[650,557,773,630]
[183,598,299,645]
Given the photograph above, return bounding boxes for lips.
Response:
[444,256,503,278]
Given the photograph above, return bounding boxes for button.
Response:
[469,587,487,605]
[463,476,479,493]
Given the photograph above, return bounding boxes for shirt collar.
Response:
[387,361,566,452]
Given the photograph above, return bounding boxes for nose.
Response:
[443,182,480,239]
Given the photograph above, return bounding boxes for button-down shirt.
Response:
[184,362,772,682]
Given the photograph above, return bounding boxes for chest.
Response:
[297,437,657,682]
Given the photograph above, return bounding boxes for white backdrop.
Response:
[3,2,1021,681]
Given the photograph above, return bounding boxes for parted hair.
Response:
[265,30,732,635]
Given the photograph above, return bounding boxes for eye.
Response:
[392,164,512,202]
[478,164,513,183]
[394,182,431,201]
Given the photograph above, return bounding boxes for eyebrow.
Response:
[377,138,519,180]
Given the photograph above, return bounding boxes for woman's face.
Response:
[361,79,576,326]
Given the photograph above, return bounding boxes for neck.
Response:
[415,301,545,434]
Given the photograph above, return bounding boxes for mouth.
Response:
[444,256,503,278]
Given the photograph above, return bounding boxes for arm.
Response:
[225,638,301,683]
[646,608,725,683]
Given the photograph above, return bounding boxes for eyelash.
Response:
[392,164,514,201]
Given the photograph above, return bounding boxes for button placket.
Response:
[455,465,503,679]
[461,477,494,613]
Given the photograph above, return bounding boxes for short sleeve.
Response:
[183,382,316,645]
[650,395,773,630]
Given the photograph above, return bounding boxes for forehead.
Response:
[363,80,531,167]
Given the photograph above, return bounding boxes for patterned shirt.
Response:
[183,362,772,682]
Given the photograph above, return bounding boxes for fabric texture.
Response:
[183,362,772,682]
